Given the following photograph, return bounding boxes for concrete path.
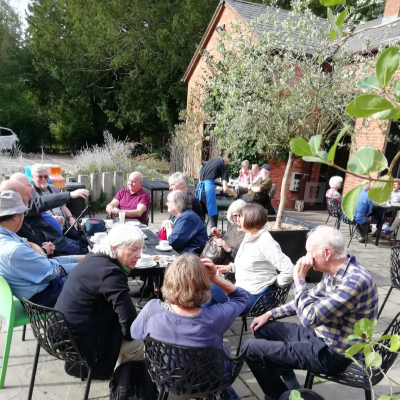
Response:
[1,209,400,399]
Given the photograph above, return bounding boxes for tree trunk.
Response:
[273,151,294,230]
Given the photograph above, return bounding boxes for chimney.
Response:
[383,0,400,23]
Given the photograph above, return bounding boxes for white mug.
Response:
[159,240,169,249]
[138,254,151,265]
[94,232,107,242]
[105,220,114,229]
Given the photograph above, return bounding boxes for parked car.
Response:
[0,127,19,150]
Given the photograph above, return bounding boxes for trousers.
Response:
[244,321,350,399]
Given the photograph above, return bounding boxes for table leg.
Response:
[375,210,387,246]
[151,190,154,224]
[161,190,164,213]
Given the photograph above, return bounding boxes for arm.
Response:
[130,303,148,341]
[167,215,191,249]
[222,180,237,198]
[27,192,71,217]
[106,199,120,215]
[123,204,147,218]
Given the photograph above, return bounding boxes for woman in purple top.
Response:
[130,253,248,399]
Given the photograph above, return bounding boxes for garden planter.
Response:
[269,215,323,283]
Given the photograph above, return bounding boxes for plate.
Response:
[155,245,173,251]
[135,260,158,269]
[125,220,141,226]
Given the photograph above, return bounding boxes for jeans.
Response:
[29,274,68,308]
[66,237,87,255]
[244,321,350,399]
[201,283,276,315]
[54,255,78,274]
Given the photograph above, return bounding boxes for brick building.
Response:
[183,0,400,209]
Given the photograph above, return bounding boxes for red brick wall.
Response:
[384,0,400,17]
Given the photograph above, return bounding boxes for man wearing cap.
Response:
[0,190,83,307]
[239,164,276,215]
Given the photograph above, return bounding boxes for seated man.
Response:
[250,164,261,184]
[243,226,378,400]
[238,164,276,215]
[106,171,150,223]
[3,174,88,255]
[381,178,400,239]
[0,190,84,307]
[30,164,89,240]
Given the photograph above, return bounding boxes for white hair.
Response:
[30,164,48,175]
[329,176,343,189]
[128,171,143,182]
[227,199,247,224]
[307,226,347,260]
[93,224,144,259]
[168,190,188,214]
[169,172,188,191]
[242,160,249,167]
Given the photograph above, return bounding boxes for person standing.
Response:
[195,150,237,229]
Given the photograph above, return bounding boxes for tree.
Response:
[200,7,358,228]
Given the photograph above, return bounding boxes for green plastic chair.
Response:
[0,276,29,389]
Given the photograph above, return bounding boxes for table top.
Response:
[142,180,170,190]
[374,203,400,211]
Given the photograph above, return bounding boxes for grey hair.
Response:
[227,199,247,224]
[307,226,347,260]
[169,172,188,191]
[129,171,143,182]
[93,224,144,259]
[329,176,343,189]
[168,190,188,214]
[242,160,249,167]
[30,164,48,175]
[10,172,30,183]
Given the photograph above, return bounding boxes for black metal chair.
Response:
[144,335,247,400]
[325,197,342,229]
[304,312,400,400]
[269,183,277,201]
[378,246,400,318]
[340,213,369,248]
[236,285,291,356]
[22,299,93,400]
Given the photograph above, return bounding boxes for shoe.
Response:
[129,286,151,298]
[357,236,367,243]
[380,232,391,239]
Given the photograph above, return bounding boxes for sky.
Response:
[9,0,30,20]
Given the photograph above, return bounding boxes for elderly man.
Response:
[243,226,378,400]
[30,164,89,236]
[0,190,84,307]
[250,164,261,184]
[106,171,150,223]
[2,174,88,255]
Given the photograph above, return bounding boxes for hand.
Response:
[70,189,90,199]
[233,192,238,199]
[250,311,273,334]
[162,220,174,230]
[217,265,232,274]
[69,216,78,229]
[210,227,222,238]
[216,238,230,252]
[54,215,64,224]
[42,242,55,255]
[106,204,114,215]
[201,258,218,281]
[294,253,314,281]
[27,241,44,254]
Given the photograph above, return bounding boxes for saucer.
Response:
[135,260,157,269]
[155,245,173,251]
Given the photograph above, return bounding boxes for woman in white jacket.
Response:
[202,203,294,314]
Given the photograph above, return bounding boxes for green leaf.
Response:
[395,78,400,98]
[364,344,372,356]
[345,343,367,357]
[347,146,388,175]
[371,108,400,120]
[330,28,337,42]
[365,352,382,368]
[318,54,322,64]
[289,138,313,157]
[309,134,322,154]
[378,395,391,400]
[320,0,345,7]
[318,150,328,160]
[356,76,382,91]
[355,318,377,341]
[327,126,349,162]
[342,185,364,220]
[376,334,392,343]
[369,175,394,205]
[289,390,302,400]
[303,156,328,164]
[336,7,348,28]
[390,334,400,352]
[327,8,343,37]
[346,333,362,342]
[376,47,400,87]
[393,111,400,121]
[346,94,396,118]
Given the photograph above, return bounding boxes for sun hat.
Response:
[0,190,28,217]
[261,163,271,171]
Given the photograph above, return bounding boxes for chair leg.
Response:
[83,368,93,400]
[22,325,26,342]
[236,318,246,357]
[365,389,372,400]
[348,224,356,248]
[80,363,84,381]
[325,214,330,225]
[377,287,393,319]
[305,371,314,390]
[0,322,14,389]
[27,342,41,400]
[157,387,168,400]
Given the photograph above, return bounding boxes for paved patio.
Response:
[1,209,400,399]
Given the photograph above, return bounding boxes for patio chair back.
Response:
[269,184,278,200]
[0,276,13,321]
[144,335,247,399]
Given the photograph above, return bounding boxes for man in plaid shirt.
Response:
[244,226,378,400]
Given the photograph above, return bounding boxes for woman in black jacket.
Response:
[55,224,144,378]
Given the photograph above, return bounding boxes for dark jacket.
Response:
[17,192,73,255]
[55,253,138,378]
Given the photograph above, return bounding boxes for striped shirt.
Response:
[271,255,378,358]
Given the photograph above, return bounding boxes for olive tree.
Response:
[200,4,358,228]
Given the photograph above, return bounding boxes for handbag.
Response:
[157,227,167,240]
[200,237,226,264]
[84,219,106,234]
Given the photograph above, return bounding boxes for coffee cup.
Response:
[105,220,114,229]
[94,232,107,243]
[138,254,152,266]
[159,240,170,249]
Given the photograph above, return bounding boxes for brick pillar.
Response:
[383,0,400,19]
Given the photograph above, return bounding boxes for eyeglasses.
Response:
[232,214,240,219]
[36,175,49,179]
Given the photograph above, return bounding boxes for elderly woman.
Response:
[162,190,208,254]
[326,176,343,210]
[55,224,145,379]
[238,160,251,186]
[131,253,247,400]
[203,203,293,315]
[207,199,246,265]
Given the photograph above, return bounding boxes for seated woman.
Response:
[208,199,246,265]
[202,203,294,315]
[162,190,208,254]
[238,160,251,186]
[131,253,248,400]
[325,176,343,213]
[55,224,145,379]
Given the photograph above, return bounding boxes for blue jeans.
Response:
[54,256,78,274]
[66,237,87,255]
[202,283,276,315]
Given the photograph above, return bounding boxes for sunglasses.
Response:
[36,175,49,179]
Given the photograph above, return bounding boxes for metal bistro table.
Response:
[373,203,400,246]
[142,180,170,223]
[216,198,234,212]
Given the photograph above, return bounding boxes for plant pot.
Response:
[269,215,323,283]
